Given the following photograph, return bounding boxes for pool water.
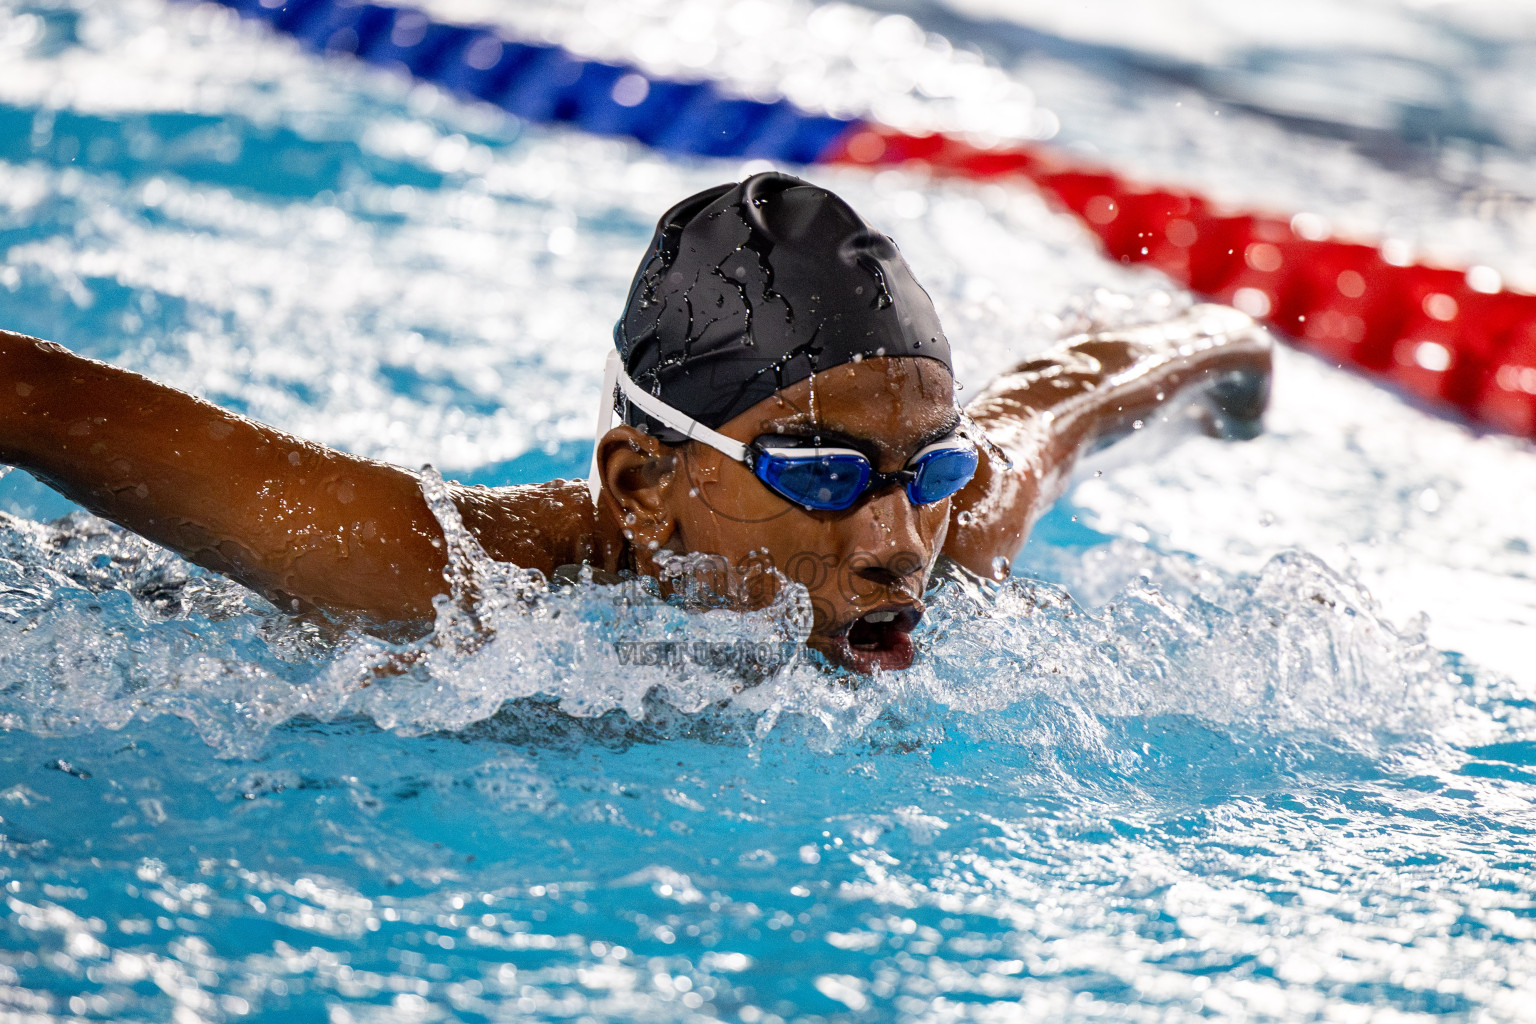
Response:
[2,1,1535,1020]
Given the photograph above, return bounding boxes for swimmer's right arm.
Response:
[943,305,1272,576]
[0,331,603,630]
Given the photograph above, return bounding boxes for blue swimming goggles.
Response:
[588,351,979,512]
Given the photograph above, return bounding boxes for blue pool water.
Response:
[3,1,1536,1020]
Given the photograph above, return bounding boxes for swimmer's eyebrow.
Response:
[758,412,961,457]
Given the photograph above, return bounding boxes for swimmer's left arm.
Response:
[943,304,1272,577]
[0,330,603,631]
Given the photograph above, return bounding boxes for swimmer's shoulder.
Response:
[450,477,614,575]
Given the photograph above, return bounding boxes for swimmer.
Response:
[0,173,1270,672]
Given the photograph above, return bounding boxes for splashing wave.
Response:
[0,467,1455,764]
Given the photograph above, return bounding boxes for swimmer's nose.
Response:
[837,486,935,591]
[852,563,917,589]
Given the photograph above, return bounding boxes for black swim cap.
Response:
[615,172,952,438]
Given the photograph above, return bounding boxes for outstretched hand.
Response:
[941,304,1273,577]
[1195,365,1272,441]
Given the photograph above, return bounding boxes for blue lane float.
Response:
[216,0,857,163]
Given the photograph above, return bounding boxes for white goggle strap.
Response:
[586,349,751,506]
[587,349,623,505]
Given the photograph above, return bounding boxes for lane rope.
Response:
[216,0,1536,438]
[826,127,1536,438]
[218,0,853,161]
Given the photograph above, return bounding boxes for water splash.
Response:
[0,3,1531,1020]
[0,492,1459,764]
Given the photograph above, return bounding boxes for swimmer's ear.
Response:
[596,425,678,540]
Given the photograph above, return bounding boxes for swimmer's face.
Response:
[600,357,958,672]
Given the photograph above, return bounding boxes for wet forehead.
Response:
[731,357,957,456]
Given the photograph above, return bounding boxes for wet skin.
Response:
[596,358,960,672]
[0,305,1271,671]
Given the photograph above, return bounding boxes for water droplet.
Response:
[991,556,1010,580]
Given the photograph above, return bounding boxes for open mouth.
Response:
[829,604,922,673]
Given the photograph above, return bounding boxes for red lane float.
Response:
[827,125,1536,439]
